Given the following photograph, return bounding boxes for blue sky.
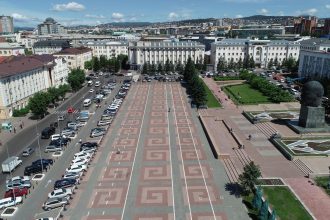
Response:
[0,0,329,27]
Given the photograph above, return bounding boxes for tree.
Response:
[67,69,85,91]
[57,84,70,98]
[202,57,208,71]
[169,61,175,72]
[28,92,48,117]
[217,57,226,72]
[99,55,107,70]
[252,187,263,210]
[142,63,148,75]
[176,63,184,75]
[157,63,163,74]
[92,56,100,72]
[184,57,196,81]
[164,59,171,74]
[267,59,274,69]
[243,55,250,69]
[228,58,235,69]
[47,87,60,104]
[150,63,156,75]
[84,60,93,70]
[24,48,33,55]
[238,161,261,194]
[118,55,129,70]
[114,58,121,73]
[237,57,243,69]
[249,56,255,68]
[258,200,269,220]
[274,57,279,68]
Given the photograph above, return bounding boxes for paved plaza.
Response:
[62,82,249,219]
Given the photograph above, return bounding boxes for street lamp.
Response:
[328,166,330,190]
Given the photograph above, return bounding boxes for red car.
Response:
[67,107,74,113]
[4,188,29,198]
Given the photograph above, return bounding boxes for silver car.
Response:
[48,188,73,199]
[42,197,69,211]
[45,145,63,153]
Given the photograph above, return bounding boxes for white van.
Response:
[87,80,93,86]
[83,99,91,107]
[95,81,100,87]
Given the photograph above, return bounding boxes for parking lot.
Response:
[53,80,249,219]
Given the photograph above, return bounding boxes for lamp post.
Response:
[327,166,330,190]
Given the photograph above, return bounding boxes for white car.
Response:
[66,164,87,173]
[6,176,30,184]
[89,89,94,93]
[80,148,96,154]
[74,151,93,159]
[63,171,83,180]
[97,120,112,126]
[48,188,73,199]
[0,197,23,209]
[71,158,89,166]
[58,115,65,121]
[51,134,67,141]
[52,151,63,157]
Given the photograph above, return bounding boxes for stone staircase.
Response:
[233,148,252,167]
[292,159,314,177]
[255,122,278,138]
[222,157,241,183]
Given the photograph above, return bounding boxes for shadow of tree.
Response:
[225,182,242,198]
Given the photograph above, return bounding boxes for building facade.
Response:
[211,39,300,69]
[81,41,128,59]
[0,16,14,34]
[128,41,205,67]
[0,42,25,56]
[54,47,92,70]
[298,38,330,79]
[33,40,71,55]
[38,18,67,35]
[0,55,69,118]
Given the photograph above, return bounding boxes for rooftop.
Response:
[33,40,71,48]
[54,47,92,55]
[0,42,24,49]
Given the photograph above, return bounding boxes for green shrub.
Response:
[214,76,240,81]
[12,108,29,117]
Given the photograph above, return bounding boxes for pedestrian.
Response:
[230,128,233,133]
[9,127,12,133]
[14,127,16,133]
[20,124,23,129]
[248,134,252,140]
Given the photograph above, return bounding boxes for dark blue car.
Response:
[32,159,54,166]
[54,179,77,189]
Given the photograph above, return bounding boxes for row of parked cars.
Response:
[42,142,98,211]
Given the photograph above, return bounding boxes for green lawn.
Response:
[262,186,313,220]
[202,81,221,108]
[314,176,330,196]
[225,84,271,105]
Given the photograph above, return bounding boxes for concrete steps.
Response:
[255,122,277,138]
[233,148,252,167]
[222,158,241,183]
[293,159,314,177]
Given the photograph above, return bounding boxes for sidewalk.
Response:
[0,92,73,145]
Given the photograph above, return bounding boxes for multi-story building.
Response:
[54,47,92,70]
[294,16,317,35]
[0,55,69,118]
[38,17,67,35]
[81,41,128,59]
[211,39,300,69]
[128,41,205,68]
[33,40,71,55]
[298,38,330,79]
[230,25,285,38]
[0,42,25,56]
[0,16,14,33]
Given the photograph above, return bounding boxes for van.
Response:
[41,127,56,139]
[83,99,91,107]
[87,80,93,86]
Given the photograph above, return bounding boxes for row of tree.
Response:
[240,70,294,103]
[28,84,70,117]
[84,55,129,73]
[267,57,299,73]
[141,59,184,75]
[217,56,255,72]
[184,57,208,107]
[67,68,86,91]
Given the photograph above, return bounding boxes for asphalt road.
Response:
[5,74,125,220]
[0,74,119,197]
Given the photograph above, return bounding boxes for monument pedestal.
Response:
[298,106,325,128]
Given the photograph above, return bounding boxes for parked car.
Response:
[54,179,77,189]
[80,142,98,148]
[32,159,54,167]
[66,164,87,173]
[71,158,89,167]
[45,145,63,153]
[6,176,30,184]
[74,151,92,159]
[48,188,73,199]
[0,196,23,209]
[42,197,69,210]
[67,107,75,114]
[63,171,83,180]
[51,134,67,141]
[41,127,56,139]
[6,180,31,190]
[97,120,112,126]
[24,164,46,176]
[4,187,29,198]
[90,128,106,138]
[61,128,75,136]
[58,115,65,121]
[80,148,96,154]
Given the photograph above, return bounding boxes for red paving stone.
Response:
[136,186,173,206]
[134,214,174,220]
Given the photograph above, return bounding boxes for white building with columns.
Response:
[128,41,205,68]
[81,41,128,59]
[298,38,330,79]
[211,39,300,69]
[0,55,69,119]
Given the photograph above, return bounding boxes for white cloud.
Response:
[258,8,269,15]
[53,2,85,11]
[236,14,243,18]
[111,12,125,22]
[296,8,318,16]
[11,13,41,23]
[278,11,284,16]
[85,14,105,19]
[129,17,137,21]
[168,12,179,20]
[326,5,330,9]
